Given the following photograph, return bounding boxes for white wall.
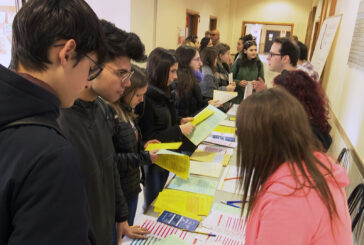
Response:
[323,0,364,163]
[130,0,231,53]
[87,0,130,31]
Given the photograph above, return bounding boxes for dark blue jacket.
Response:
[0,65,94,245]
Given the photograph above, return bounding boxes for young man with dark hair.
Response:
[58,19,149,245]
[297,41,319,82]
[267,37,299,73]
[0,0,105,244]
[254,37,299,91]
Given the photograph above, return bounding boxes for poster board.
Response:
[311,15,342,77]
[348,0,364,68]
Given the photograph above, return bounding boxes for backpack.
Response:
[0,116,62,135]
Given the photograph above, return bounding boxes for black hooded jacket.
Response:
[0,65,94,245]
[58,98,128,245]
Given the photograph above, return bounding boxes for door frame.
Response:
[241,21,294,37]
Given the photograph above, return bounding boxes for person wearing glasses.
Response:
[136,47,195,210]
[58,20,149,245]
[0,0,105,244]
[236,88,352,245]
[254,37,299,92]
[231,39,265,104]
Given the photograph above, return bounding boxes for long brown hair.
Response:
[111,65,148,122]
[236,88,338,221]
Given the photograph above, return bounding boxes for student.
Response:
[0,0,105,244]
[234,36,244,61]
[174,45,220,118]
[236,88,352,245]
[254,37,299,92]
[136,47,195,210]
[200,47,235,99]
[112,65,159,226]
[58,20,149,245]
[296,41,320,82]
[273,70,332,151]
[199,37,213,53]
[231,40,264,104]
[267,37,298,73]
[215,43,233,87]
[183,35,200,50]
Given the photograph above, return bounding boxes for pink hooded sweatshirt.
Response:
[244,153,353,245]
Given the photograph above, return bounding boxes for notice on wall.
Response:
[348,1,364,68]
[311,15,342,77]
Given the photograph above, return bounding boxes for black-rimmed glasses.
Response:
[104,65,134,83]
[53,43,103,81]
[84,54,103,81]
[268,52,282,58]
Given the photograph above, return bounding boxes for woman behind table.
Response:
[231,40,264,104]
[273,70,332,151]
[215,43,232,88]
[174,45,220,118]
[236,88,352,245]
[112,66,159,226]
[135,47,195,210]
[200,47,235,100]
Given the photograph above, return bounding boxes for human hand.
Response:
[117,221,150,244]
[144,139,161,149]
[253,77,267,92]
[239,80,248,86]
[180,117,194,125]
[149,150,159,163]
[179,123,195,135]
[208,99,221,107]
[226,83,236,91]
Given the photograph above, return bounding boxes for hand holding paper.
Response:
[213,90,238,105]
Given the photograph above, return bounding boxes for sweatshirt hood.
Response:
[0,65,60,127]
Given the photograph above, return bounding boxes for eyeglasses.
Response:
[84,54,103,81]
[192,57,201,62]
[53,43,103,81]
[104,65,134,83]
[268,52,282,58]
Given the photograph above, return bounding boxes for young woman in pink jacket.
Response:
[236,88,352,245]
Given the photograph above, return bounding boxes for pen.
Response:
[227,200,243,204]
[181,229,216,237]
[220,200,241,208]
[224,176,241,181]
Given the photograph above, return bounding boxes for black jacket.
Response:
[58,98,128,245]
[113,104,151,199]
[173,82,208,118]
[136,85,183,143]
[136,85,195,153]
[0,65,94,245]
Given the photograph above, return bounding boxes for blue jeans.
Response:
[126,194,139,226]
[142,164,169,211]
[111,195,139,245]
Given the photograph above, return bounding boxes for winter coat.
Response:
[58,98,128,245]
[0,65,94,245]
[113,104,152,199]
[173,82,208,118]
